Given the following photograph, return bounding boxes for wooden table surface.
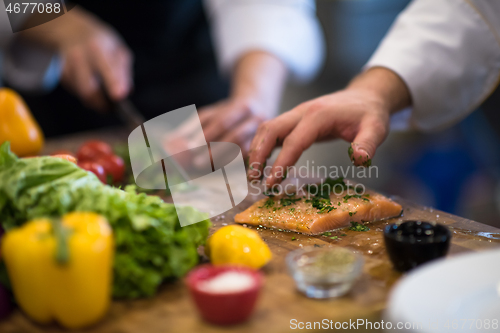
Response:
[1,128,500,333]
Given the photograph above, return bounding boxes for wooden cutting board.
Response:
[1,128,500,333]
[1,196,500,333]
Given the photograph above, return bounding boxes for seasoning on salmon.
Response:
[235,178,402,235]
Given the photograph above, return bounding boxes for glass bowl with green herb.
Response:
[286,247,363,299]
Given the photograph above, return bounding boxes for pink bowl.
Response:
[186,265,263,325]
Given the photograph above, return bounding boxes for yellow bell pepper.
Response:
[0,88,44,157]
[1,212,114,329]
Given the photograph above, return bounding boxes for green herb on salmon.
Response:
[348,222,369,232]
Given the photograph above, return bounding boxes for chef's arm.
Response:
[230,51,287,122]
[17,6,133,110]
[247,67,411,186]
[0,4,61,92]
[248,0,500,186]
[205,0,324,84]
[365,0,500,131]
[194,51,287,157]
[194,0,324,155]
[348,67,411,115]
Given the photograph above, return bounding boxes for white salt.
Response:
[198,271,255,294]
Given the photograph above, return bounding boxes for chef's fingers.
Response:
[170,103,241,148]
[90,41,131,102]
[196,116,261,168]
[263,109,324,187]
[198,102,221,127]
[65,47,105,110]
[220,116,262,153]
[61,54,73,86]
[167,109,207,142]
[201,104,252,143]
[350,115,388,167]
[113,47,134,99]
[181,113,219,149]
[163,108,221,163]
[247,104,306,181]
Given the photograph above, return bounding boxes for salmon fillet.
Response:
[235,180,402,235]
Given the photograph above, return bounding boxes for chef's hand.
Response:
[195,98,265,162]
[20,7,133,110]
[170,51,287,168]
[247,67,412,187]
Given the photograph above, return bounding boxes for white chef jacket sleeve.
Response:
[365,0,500,131]
[204,0,325,83]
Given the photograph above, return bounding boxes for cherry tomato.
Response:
[78,161,107,183]
[77,140,113,161]
[51,149,74,156]
[52,154,77,164]
[96,154,125,183]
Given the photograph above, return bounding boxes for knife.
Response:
[111,98,145,131]
[109,97,190,184]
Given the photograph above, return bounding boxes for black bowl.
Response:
[384,221,451,272]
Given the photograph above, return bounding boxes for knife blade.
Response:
[110,98,190,184]
[112,99,146,130]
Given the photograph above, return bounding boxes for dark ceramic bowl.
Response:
[384,221,451,272]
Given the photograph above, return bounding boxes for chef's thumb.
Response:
[350,121,387,167]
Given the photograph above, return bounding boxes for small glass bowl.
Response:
[286,247,363,299]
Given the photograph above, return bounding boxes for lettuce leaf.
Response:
[0,142,210,298]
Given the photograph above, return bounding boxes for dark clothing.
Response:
[482,87,500,139]
[23,0,229,137]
